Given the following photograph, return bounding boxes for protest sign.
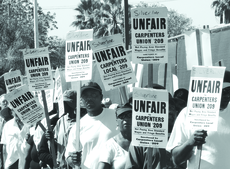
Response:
[65,29,93,82]
[22,47,54,91]
[90,34,137,91]
[131,7,168,64]
[5,85,45,126]
[4,70,23,93]
[54,68,64,117]
[132,87,168,148]
[186,66,226,131]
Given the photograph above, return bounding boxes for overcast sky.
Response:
[37,0,220,39]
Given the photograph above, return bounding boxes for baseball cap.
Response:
[0,107,13,122]
[116,103,132,117]
[144,83,165,89]
[63,90,77,109]
[173,88,189,104]
[81,81,102,94]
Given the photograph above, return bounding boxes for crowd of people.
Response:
[0,70,229,169]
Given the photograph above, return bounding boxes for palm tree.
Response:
[71,0,102,30]
[95,0,123,38]
[211,0,230,24]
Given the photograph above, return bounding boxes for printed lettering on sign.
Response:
[90,34,137,91]
[132,87,168,148]
[131,7,168,64]
[186,66,226,131]
[65,29,93,81]
[22,47,54,91]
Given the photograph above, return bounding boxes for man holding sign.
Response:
[65,82,118,169]
[166,69,230,169]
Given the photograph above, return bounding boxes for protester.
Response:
[65,81,119,169]
[53,90,86,168]
[24,135,41,169]
[0,94,14,169]
[1,109,30,169]
[166,70,230,169]
[98,103,132,169]
[39,90,87,168]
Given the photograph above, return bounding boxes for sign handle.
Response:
[195,29,203,169]
[118,86,128,104]
[195,145,202,169]
[72,81,81,169]
[37,121,46,132]
[147,64,153,169]
[41,90,57,168]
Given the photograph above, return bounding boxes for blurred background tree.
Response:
[211,0,230,24]
[0,0,65,75]
[72,0,195,44]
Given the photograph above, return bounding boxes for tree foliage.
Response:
[211,0,230,24]
[72,0,195,40]
[72,0,127,38]
[0,0,62,75]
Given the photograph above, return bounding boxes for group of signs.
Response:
[2,7,226,149]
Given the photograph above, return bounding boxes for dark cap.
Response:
[81,82,102,94]
[173,88,188,104]
[144,83,165,89]
[63,90,77,109]
[224,70,230,83]
[116,103,132,117]
[0,107,13,122]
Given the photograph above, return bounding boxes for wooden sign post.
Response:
[33,0,57,167]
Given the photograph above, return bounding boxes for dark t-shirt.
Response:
[26,135,40,169]
[125,145,166,169]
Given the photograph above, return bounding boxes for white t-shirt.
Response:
[99,138,128,169]
[1,119,30,169]
[65,108,119,169]
[166,104,230,169]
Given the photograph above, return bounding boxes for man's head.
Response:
[173,89,188,114]
[0,94,13,121]
[173,88,188,104]
[63,90,77,110]
[116,103,132,139]
[81,82,103,113]
[0,94,8,109]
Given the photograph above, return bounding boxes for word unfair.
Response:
[95,46,126,63]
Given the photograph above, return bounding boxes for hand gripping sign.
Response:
[5,85,45,127]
